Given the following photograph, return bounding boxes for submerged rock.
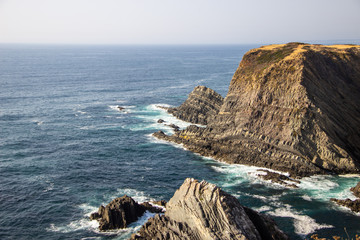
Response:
[130,178,289,240]
[154,43,360,177]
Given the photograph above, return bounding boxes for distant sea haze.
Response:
[0,44,359,240]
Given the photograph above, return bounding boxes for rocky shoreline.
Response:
[154,43,360,178]
[331,181,360,213]
[90,178,289,240]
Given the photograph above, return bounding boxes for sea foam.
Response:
[268,204,334,236]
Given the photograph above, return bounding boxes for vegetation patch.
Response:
[257,45,296,64]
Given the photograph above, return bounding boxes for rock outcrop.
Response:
[90,195,164,231]
[167,86,224,125]
[351,181,360,198]
[131,178,289,240]
[330,198,360,213]
[154,43,360,177]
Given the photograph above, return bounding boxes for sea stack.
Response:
[154,43,360,177]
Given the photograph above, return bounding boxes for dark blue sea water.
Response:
[0,44,359,240]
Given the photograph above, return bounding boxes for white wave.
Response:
[107,188,154,204]
[253,206,272,212]
[146,134,188,151]
[32,119,43,125]
[299,175,358,201]
[80,126,96,130]
[268,204,333,236]
[109,105,136,113]
[211,163,289,189]
[47,217,99,234]
[77,110,87,114]
[301,195,312,201]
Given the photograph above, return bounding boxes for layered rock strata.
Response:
[155,43,360,177]
[167,86,224,125]
[131,178,288,240]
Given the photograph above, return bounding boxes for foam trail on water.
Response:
[268,204,333,236]
[47,203,99,234]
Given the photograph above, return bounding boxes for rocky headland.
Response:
[155,43,360,178]
[91,178,289,239]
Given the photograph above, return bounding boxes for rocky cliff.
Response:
[131,178,288,240]
[167,86,224,125]
[155,43,360,177]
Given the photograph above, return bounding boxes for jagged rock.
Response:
[90,195,145,231]
[140,202,165,214]
[166,123,180,131]
[157,119,165,123]
[152,200,167,207]
[130,178,289,240]
[154,43,360,176]
[117,106,125,111]
[167,86,224,125]
[330,198,360,213]
[351,181,360,198]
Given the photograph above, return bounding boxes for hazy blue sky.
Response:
[0,0,359,45]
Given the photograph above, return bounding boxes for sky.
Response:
[0,0,359,45]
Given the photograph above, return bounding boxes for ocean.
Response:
[0,44,359,240]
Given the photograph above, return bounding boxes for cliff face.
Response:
[167,86,224,125]
[131,178,288,240]
[155,43,360,176]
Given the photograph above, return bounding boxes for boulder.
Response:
[90,195,145,231]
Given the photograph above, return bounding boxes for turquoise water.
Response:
[0,44,359,240]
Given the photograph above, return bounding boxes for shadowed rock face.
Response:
[90,195,165,231]
[167,86,224,125]
[154,43,360,177]
[131,178,289,240]
[90,195,145,231]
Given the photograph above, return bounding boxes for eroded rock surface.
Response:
[154,43,360,176]
[131,178,289,240]
[167,86,224,125]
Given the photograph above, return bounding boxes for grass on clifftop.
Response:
[256,44,296,64]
